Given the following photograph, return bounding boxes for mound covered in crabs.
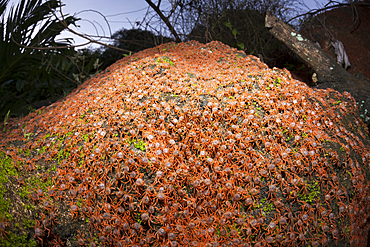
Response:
[1,40,370,247]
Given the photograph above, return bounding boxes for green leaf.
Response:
[224,19,232,29]
[232,28,238,39]
[237,43,245,50]
[15,80,26,92]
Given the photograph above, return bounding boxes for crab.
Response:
[0,212,9,240]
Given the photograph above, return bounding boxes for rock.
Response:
[1,40,370,246]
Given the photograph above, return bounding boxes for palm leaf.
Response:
[0,0,9,17]
[0,0,79,116]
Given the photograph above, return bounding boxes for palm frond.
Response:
[0,0,79,116]
[0,0,9,17]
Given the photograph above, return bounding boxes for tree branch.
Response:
[266,11,370,125]
[265,11,340,82]
[287,2,370,24]
[145,0,182,43]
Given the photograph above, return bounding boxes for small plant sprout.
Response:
[123,51,132,57]
[2,110,10,132]
[22,123,34,140]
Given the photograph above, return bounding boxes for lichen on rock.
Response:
[1,40,370,246]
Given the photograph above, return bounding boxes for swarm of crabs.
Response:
[0,40,369,247]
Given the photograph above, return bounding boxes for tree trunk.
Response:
[265,11,370,126]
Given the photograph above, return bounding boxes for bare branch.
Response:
[11,35,91,50]
[75,9,113,37]
[287,1,370,23]
[144,0,182,42]
[52,0,131,52]
[13,0,131,52]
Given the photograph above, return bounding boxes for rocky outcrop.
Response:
[1,41,370,246]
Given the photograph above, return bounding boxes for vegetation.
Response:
[97,28,174,70]
[0,40,368,246]
[0,0,369,246]
[0,0,74,116]
[0,0,101,119]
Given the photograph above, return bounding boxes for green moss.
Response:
[0,233,37,247]
[156,56,174,66]
[0,151,40,246]
[22,219,35,229]
[24,204,35,212]
[262,202,275,215]
[18,187,31,199]
[297,181,320,205]
[0,152,15,215]
[135,213,142,224]
[127,138,146,151]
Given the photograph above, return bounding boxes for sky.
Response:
[7,0,328,49]
[58,0,156,49]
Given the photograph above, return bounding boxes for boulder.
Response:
[1,40,370,246]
